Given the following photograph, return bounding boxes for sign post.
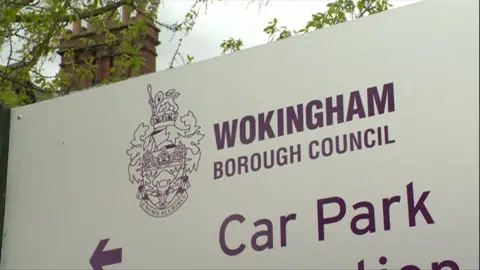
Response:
[0,104,10,265]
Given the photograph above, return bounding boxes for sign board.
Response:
[1,0,478,269]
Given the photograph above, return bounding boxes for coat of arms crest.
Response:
[126,84,204,218]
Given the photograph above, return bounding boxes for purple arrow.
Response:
[90,238,122,270]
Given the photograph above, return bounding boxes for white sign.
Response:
[1,0,478,269]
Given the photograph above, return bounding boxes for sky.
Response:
[2,0,420,78]
[153,0,419,69]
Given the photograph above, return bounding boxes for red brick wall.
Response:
[57,20,160,90]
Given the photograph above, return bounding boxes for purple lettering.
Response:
[359,256,460,270]
[250,153,261,172]
[401,265,421,270]
[407,182,435,227]
[325,94,344,126]
[314,182,433,243]
[350,131,362,151]
[263,150,275,169]
[357,260,365,270]
[212,145,301,179]
[286,104,304,135]
[225,158,235,177]
[219,214,246,256]
[376,126,383,145]
[251,219,274,252]
[258,111,275,141]
[239,115,256,145]
[382,195,401,231]
[321,137,333,157]
[213,162,223,180]
[367,82,395,116]
[317,196,346,241]
[219,213,297,256]
[384,125,395,144]
[335,134,347,154]
[237,155,248,174]
[277,108,285,137]
[350,201,376,236]
[346,90,366,122]
[213,82,395,150]
[213,120,238,150]
[289,144,302,163]
[306,100,323,130]
[308,140,320,159]
[432,260,460,270]
[280,214,296,247]
[277,147,289,166]
[364,128,375,148]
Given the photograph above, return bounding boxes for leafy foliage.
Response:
[0,0,208,107]
[220,38,243,55]
[221,0,392,52]
[0,0,392,108]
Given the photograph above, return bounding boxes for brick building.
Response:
[57,3,160,91]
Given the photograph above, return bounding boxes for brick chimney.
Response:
[57,2,160,91]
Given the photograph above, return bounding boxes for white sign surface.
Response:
[2,0,479,269]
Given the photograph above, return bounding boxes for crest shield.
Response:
[127,85,204,218]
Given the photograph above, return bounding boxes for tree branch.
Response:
[356,1,375,19]
[168,38,183,69]
[8,0,133,24]
[0,69,49,94]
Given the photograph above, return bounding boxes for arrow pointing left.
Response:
[89,238,122,270]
